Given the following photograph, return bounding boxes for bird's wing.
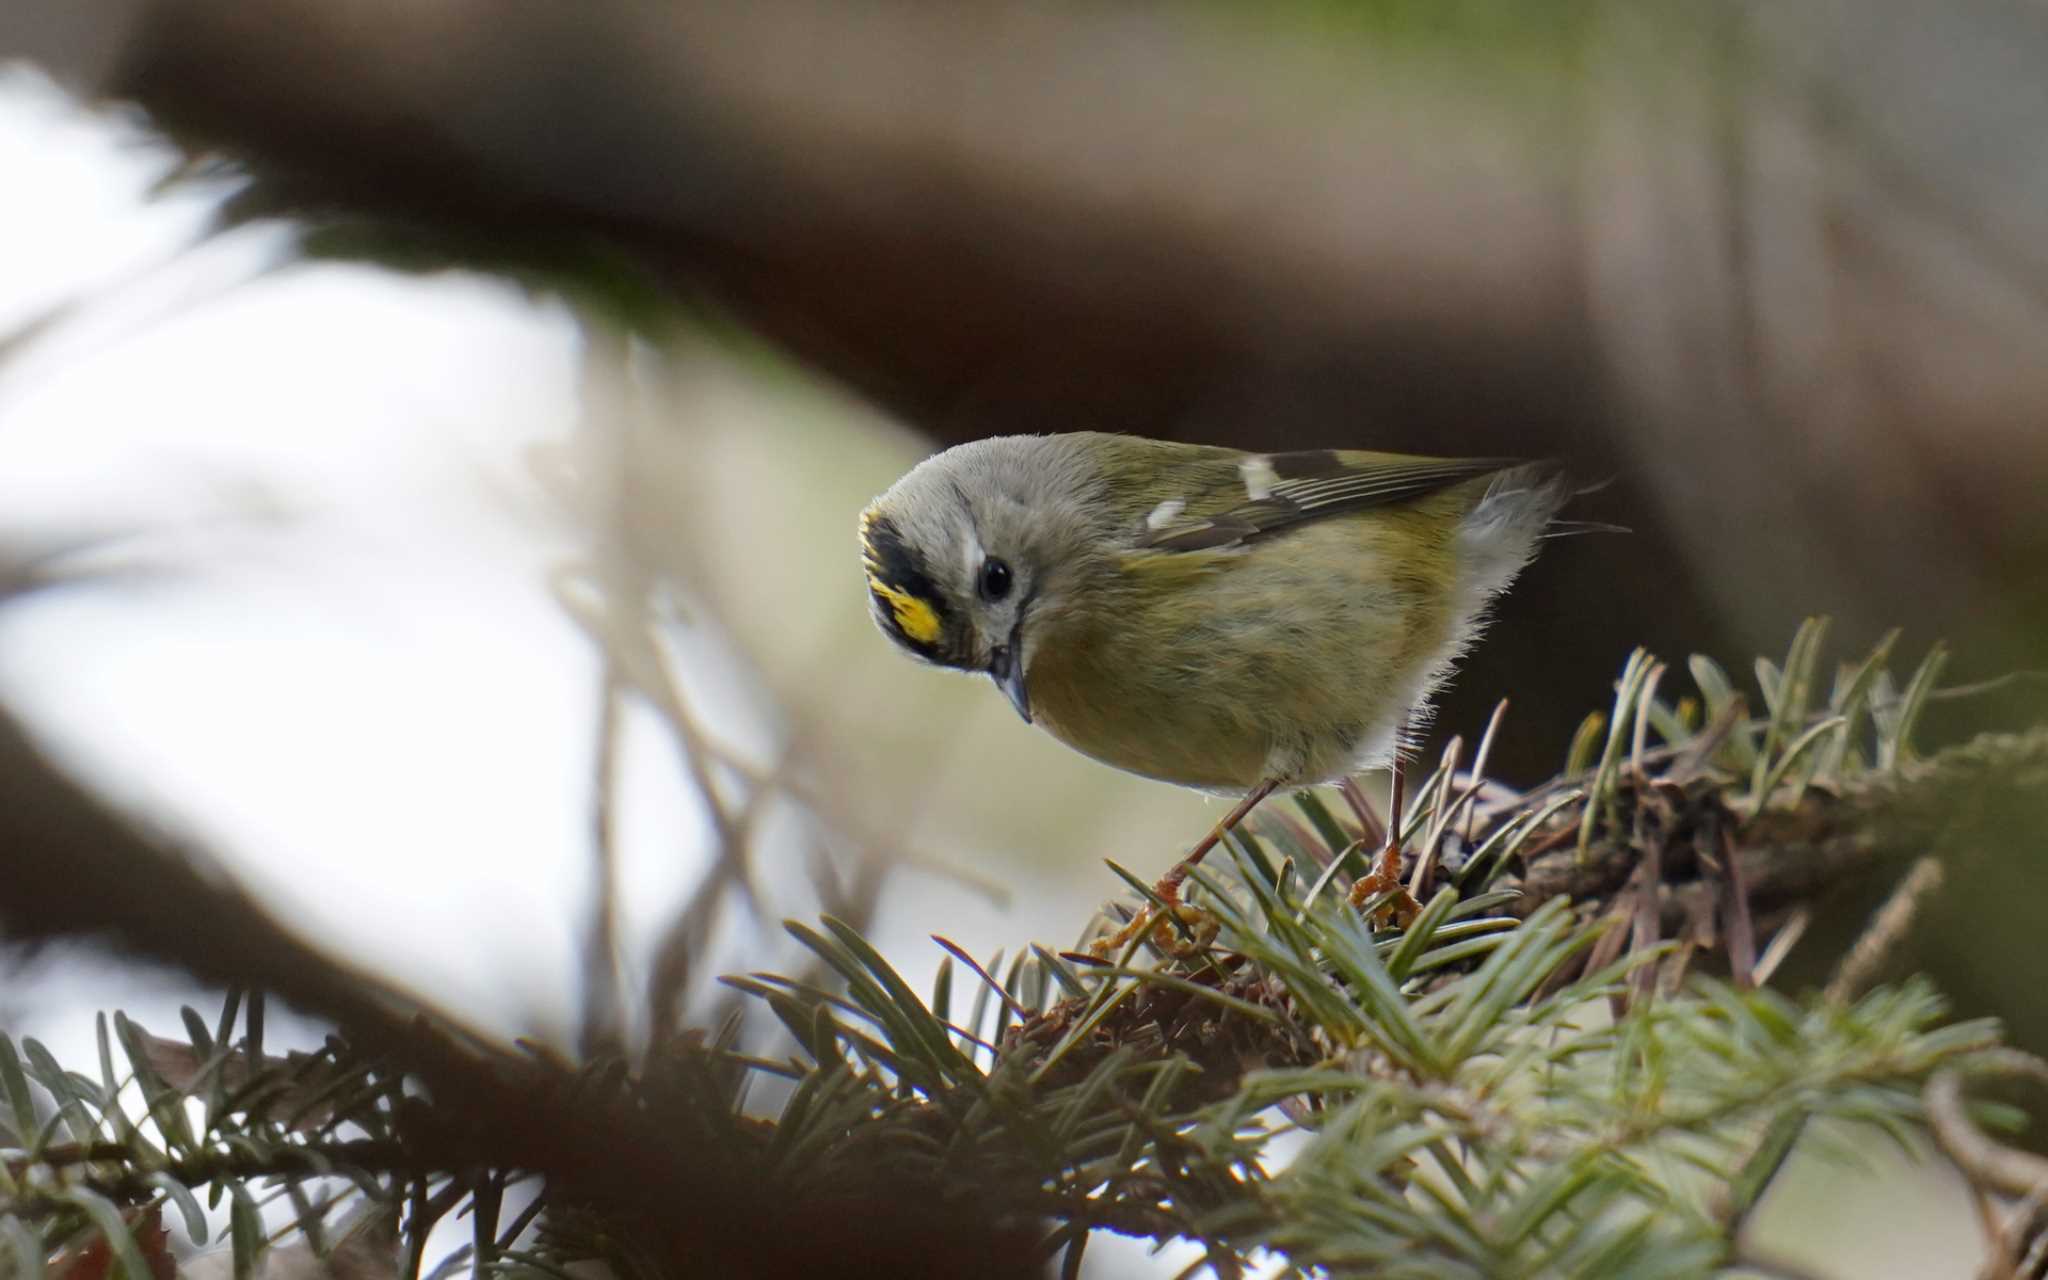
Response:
[1134,449,1521,553]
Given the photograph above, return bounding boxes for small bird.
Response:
[858,432,1569,946]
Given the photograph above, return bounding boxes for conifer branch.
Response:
[3,623,2043,1277]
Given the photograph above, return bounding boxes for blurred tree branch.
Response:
[5,0,1590,443]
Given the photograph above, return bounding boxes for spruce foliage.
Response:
[2,626,2044,1279]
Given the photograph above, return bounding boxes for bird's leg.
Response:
[1153,778,1279,906]
[1348,740,1423,927]
[1381,751,1408,886]
[1090,778,1279,958]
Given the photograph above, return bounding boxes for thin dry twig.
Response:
[1826,858,1945,1006]
[1338,775,1386,850]
[1719,823,1758,990]
[1457,699,1511,846]
[579,670,628,1058]
[1410,735,1461,900]
[1750,907,1809,989]
[1927,1051,2048,1280]
[574,321,635,1059]
[1927,1052,2048,1199]
[1979,1180,2048,1280]
[551,321,775,1042]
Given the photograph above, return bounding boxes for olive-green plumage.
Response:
[858,432,1567,794]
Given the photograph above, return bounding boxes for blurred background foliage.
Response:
[2,0,2047,1274]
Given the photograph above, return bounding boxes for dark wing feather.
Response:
[1139,452,1520,552]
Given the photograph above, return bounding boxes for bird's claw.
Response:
[1346,843,1423,928]
[1088,902,1221,960]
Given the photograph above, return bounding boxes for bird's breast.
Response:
[1025,635,1273,791]
[1022,520,1455,790]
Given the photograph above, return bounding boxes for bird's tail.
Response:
[1456,461,1576,606]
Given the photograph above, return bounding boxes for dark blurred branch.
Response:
[6,0,1591,447]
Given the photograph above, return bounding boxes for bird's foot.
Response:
[1088,879,1221,960]
[1346,841,1422,929]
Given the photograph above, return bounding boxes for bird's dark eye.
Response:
[977,556,1013,602]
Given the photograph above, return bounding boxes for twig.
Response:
[1826,858,1945,1006]
[546,323,772,1042]
[2013,1206,2048,1280]
[1627,793,1661,1007]
[1410,736,1460,900]
[570,327,635,1060]
[1979,1179,2048,1280]
[1720,823,1758,990]
[1927,1051,2048,1279]
[1458,699,1510,846]
[1338,776,1386,850]
[1750,907,1809,989]
[578,671,628,1058]
[1926,1052,2048,1199]
[632,623,760,917]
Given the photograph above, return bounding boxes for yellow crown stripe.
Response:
[858,508,886,571]
[867,573,942,646]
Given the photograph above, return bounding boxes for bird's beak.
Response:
[987,637,1032,724]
